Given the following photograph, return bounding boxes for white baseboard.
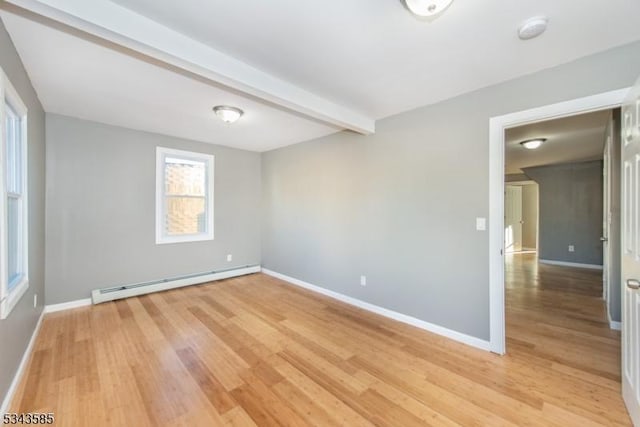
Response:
[44,298,92,313]
[1,309,45,416]
[262,269,491,352]
[539,259,603,270]
[92,265,261,304]
[609,320,622,331]
[45,267,261,312]
[607,309,622,331]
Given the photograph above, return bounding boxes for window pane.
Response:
[5,103,21,195]
[165,157,205,196]
[7,196,22,289]
[165,196,206,235]
[156,148,213,243]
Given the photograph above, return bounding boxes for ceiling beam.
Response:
[4,0,375,134]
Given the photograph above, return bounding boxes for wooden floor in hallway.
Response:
[9,258,631,426]
[505,253,622,384]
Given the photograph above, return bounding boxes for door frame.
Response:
[505,185,523,253]
[488,88,629,355]
[603,131,612,302]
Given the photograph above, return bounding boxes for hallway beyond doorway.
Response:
[506,252,620,381]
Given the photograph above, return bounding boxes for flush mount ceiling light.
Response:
[518,16,548,40]
[213,105,244,124]
[404,0,454,18]
[520,138,547,150]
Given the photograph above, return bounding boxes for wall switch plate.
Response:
[568,245,575,252]
[33,294,37,308]
[360,275,367,286]
[226,254,233,262]
[476,217,487,231]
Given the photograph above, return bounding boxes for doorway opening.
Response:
[488,89,628,355]
[504,181,538,255]
[502,109,622,381]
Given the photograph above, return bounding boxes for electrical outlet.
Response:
[226,254,233,262]
[568,245,575,252]
[360,275,367,286]
[33,294,37,308]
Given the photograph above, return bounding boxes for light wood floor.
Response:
[10,255,631,426]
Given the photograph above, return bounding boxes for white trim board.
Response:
[262,269,491,352]
[0,308,44,416]
[539,259,604,270]
[607,307,622,331]
[608,309,622,331]
[489,87,629,355]
[44,298,92,313]
[610,321,622,331]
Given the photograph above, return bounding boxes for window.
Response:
[0,70,28,319]
[156,147,214,244]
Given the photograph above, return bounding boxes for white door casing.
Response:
[604,129,612,302]
[490,88,628,356]
[505,186,523,253]
[622,77,640,426]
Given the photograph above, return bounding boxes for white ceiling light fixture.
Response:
[518,16,549,40]
[213,105,244,124]
[520,138,547,150]
[404,0,454,18]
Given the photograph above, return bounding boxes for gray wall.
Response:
[45,115,261,304]
[524,161,603,266]
[262,41,640,341]
[505,173,530,183]
[608,109,622,322]
[0,20,46,406]
[522,184,538,250]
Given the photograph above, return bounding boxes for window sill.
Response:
[156,233,215,245]
[1,277,29,319]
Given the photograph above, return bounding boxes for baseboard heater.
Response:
[91,264,261,304]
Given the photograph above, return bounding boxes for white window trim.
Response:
[0,67,29,320]
[155,147,214,244]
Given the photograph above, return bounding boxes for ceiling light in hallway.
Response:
[520,138,547,150]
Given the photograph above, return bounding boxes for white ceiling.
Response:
[505,110,611,175]
[108,0,640,119]
[0,12,339,152]
[2,0,640,152]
